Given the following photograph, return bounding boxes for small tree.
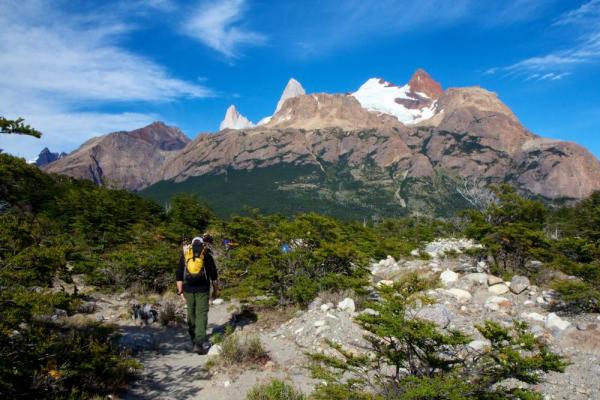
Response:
[166,193,214,240]
[310,274,566,399]
[464,185,549,274]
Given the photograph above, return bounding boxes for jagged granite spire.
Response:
[219,105,255,130]
[275,78,306,113]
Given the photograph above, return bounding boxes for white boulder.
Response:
[487,275,504,286]
[207,344,222,356]
[337,298,356,313]
[521,312,546,323]
[444,288,472,302]
[488,284,510,295]
[468,339,491,351]
[510,276,530,294]
[545,313,571,331]
[462,273,488,285]
[484,296,513,312]
[440,269,459,286]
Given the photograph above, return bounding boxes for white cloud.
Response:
[553,0,600,26]
[272,0,552,57]
[183,0,266,59]
[0,0,210,160]
[487,1,600,81]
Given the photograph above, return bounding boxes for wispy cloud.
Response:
[0,0,211,159]
[553,0,600,26]
[183,0,266,59]
[489,0,600,81]
[271,0,552,57]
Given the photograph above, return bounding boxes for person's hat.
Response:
[191,236,203,244]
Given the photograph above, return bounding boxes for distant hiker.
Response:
[176,234,219,354]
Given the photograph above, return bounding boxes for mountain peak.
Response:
[275,78,306,113]
[407,69,443,99]
[220,105,255,130]
[35,147,66,167]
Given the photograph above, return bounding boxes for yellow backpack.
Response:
[183,244,206,279]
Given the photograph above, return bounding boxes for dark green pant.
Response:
[184,291,209,345]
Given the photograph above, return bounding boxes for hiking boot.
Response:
[201,342,212,354]
[192,343,204,354]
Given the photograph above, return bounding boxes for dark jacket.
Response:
[176,248,218,293]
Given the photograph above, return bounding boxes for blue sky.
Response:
[1,0,599,160]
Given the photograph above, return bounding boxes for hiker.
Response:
[176,234,219,354]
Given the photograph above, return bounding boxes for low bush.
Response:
[0,318,140,399]
[210,333,269,369]
[309,274,567,400]
[246,379,305,400]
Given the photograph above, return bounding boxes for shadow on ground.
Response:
[120,304,258,400]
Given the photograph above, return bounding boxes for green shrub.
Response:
[309,273,567,400]
[0,319,139,399]
[246,379,305,400]
[551,279,600,312]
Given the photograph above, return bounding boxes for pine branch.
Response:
[0,117,42,138]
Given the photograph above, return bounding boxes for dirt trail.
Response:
[122,301,314,400]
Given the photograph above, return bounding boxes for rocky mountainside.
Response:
[46,69,600,216]
[144,70,600,216]
[43,122,189,191]
[33,147,67,166]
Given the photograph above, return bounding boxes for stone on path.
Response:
[521,312,546,323]
[487,275,504,286]
[484,296,512,312]
[462,273,488,285]
[510,276,530,294]
[337,298,356,313]
[416,304,453,328]
[440,269,459,286]
[444,288,472,302]
[207,344,222,356]
[545,313,571,331]
[212,298,224,305]
[468,339,491,351]
[488,284,510,295]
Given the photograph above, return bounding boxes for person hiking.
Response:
[176,234,219,354]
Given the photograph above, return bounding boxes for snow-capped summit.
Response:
[352,69,442,125]
[219,105,255,130]
[275,78,306,113]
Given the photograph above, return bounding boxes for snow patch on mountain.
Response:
[352,78,437,125]
[219,105,254,130]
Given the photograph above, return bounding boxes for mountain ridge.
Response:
[43,69,600,216]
